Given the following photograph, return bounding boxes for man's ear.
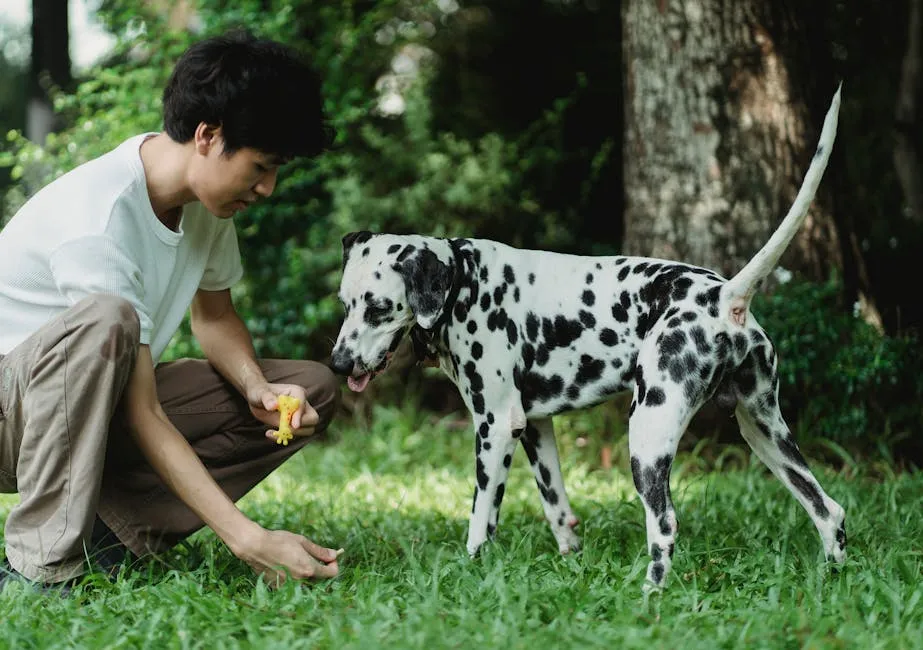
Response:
[341,231,373,270]
[397,248,453,330]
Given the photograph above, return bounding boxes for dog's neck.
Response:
[409,239,475,368]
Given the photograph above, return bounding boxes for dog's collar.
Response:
[410,238,467,363]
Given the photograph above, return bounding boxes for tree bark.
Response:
[621,0,840,280]
[894,0,923,223]
[27,0,71,144]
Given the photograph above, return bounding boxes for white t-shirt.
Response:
[0,133,244,363]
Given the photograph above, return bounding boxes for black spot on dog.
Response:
[396,245,417,262]
[690,326,711,354]
[579,310,596,329]
[454,302,468,322]
[503,454,512,468]
[464,361,484,392]
[363,297,394,327]
[582,290,595,306]
[528,273,535,284]
[480,293,491,311]
[503,265,516,284]
[479,267,489,282]
[576,355,605,385]
[542,315,584,349]
[520,371,565,410]
[777,435,809,468]
[526,313,540,341]
[784,467,829,517]
[522,344,536,370]
[494,284,508,305]
[661,329,687,357]
[651,562,665,584]
[494,483,505,507]
[476,458,489,490]
[618,266,630,281]
[586,273,594,284]
[471,342,484,360]
[636,366,648,404]
[514,287,520,303]
[478,422,489,438]
[472,393,485,414]
[506,320,518,345]
[645,386,666,406]
[631,454,673,529]
[468,320,478,334]
[387,244,401,254]
[600,328,619,346]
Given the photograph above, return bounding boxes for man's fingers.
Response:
[300,538,339,563]
[291,403,319,430]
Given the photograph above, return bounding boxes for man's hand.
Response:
[246,381,319,440]
[234,525,340,587]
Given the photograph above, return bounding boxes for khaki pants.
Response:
[0,295,340,583]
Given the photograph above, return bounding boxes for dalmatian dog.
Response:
[329,85,845,591]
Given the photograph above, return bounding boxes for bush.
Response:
[752,274,923,461]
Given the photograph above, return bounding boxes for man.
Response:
[0,30,342,591]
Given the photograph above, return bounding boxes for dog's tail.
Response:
[719,83,842,327]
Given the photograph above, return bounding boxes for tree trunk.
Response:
[27,0,71,144]
[621,0,840,280]
[894,0,923,224]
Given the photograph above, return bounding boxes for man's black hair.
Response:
[162,29,333,160]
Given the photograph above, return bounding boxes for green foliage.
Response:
[753,275,923,454]
[2,404,923,647]
[2,0,594,363]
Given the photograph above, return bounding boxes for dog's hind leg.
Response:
[521,418,581,554]
[628,400,687,591]
[466,415,520,557]
[732,342,847,565]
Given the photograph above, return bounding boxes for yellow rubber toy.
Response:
[272,395,302,446]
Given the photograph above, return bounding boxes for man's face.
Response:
[190,125,282,218]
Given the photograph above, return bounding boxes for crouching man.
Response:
[0,30,341,591]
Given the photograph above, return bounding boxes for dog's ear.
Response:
[398,247,453,330]
[341,231,373,270]
[342,231,372,253]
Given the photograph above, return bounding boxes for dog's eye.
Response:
[365,300,394,326]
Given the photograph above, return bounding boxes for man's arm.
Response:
[123,345,338,583]
[190,288,317,431]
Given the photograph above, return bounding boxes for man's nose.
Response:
[253,168,278,198]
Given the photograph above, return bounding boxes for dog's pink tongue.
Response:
[347,373,371,392]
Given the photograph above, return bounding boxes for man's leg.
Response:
[0,295,140,583]
[97,358,340,556]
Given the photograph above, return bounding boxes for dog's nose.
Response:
[328,349,355,376]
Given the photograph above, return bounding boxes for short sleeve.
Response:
[199,217,244,291]
[49,234,155,345]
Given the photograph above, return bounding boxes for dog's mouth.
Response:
[346,352,394,393]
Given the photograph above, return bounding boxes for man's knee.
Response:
[303,362,342,432]
[74,294,141,365]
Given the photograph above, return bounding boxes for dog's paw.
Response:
[554,525,582,555]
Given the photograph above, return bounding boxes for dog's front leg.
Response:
[521,418,581,554]
[466,417,519,557]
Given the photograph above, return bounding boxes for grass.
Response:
[1,401,922,649]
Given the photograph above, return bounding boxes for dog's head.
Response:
[329,231,456,392]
